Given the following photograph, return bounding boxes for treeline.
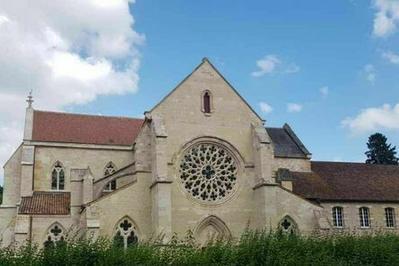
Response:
[1,231,399,265]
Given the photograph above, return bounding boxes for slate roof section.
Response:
[266,124,311,159]
[19,191,70,215]
[292,161,399,202]
[32,110,144,146]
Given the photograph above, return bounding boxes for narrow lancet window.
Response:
[51,161,65,190]
[204,92,211,113]
[202,90,213,114]
[104,162,117,192]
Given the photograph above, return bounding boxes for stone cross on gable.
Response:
[26,90,34,108]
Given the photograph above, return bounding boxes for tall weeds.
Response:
[0,231,398,265]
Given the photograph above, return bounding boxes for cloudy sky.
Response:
[0,0,399,183]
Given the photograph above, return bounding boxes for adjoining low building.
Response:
[1,58,398,247]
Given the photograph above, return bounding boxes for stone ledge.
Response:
[149,179,173,189]
[252,181,279,190]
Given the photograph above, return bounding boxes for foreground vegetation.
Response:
[1,231,399,266]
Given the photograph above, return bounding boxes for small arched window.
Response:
[385,207,396,228]
[44,223,65,248]
[113,217,138,249]
[51,161,65,190]
[104,162,117,192]
[278,216,297,234]
[202,90,212,114]
[359,207,370,228]
[332,206,344,228]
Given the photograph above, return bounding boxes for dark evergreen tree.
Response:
[365,133,398,165]
[0,185,2,204]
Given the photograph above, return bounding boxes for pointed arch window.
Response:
[113,217,138,249]
[51,161,65,190]
[104,162,117,191]
[278,216,297,234]
[201,90,213,114]
[43,223,65,248]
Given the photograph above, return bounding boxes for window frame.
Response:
[51,161,65,191]
[332,206,344,228]
[201,90,213,115]
[359,207,370,228]
[385,207,396,228]
[113,217,138,249]
[103,162,117,192]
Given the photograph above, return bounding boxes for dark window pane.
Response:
[204,92,211,113]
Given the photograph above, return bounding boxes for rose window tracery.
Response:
[179,143,238,202]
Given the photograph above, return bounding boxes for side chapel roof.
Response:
[32,110,144,146]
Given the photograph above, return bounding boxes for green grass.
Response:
[1,231,399,266]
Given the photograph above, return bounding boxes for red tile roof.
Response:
[32,111,144,146]
[292,161,399,202]
[19,192,70,215]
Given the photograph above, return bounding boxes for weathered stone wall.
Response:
[2,145,22,206]
[85,173,152,241]
[30,216,75,244]
[254,185,322,234]
[272,157,311,172]
[150,60,310,238]
[321,202,399,233]
[33,146,134,191]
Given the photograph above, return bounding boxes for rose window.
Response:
[179,143,238,202]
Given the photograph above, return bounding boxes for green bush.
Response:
[1,231,399,266]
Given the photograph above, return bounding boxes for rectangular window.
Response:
[332,207,343,227]
[359,207,370,228]
[385,208,396,228]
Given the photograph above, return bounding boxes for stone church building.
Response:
[1,58,399,247]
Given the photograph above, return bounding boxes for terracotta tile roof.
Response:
[292,161,399,202]
[19,191,70,215]
[32,110,144,146]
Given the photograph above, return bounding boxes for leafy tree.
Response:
[365,133,399,165]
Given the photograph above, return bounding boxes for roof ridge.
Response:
[34,109,144,121]
[283,123,311,157]
[312,160,399,167]
[265,126,282,130]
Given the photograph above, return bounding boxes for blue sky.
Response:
[1,0,399,184]
[70,1,399,162]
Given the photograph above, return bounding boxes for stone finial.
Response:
[26,90,34,108]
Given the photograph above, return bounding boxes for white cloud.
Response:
[342,103,399,134]
[363,64,376,83]
[373,0,399,37]
[287,103,303,113]
[382,50,399,64]
[251,55,299,77]
[320,86,329,98]
[251,55,281,77]
[0,0,143,184]
[259,102,273,114]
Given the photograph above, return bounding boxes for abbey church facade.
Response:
[1,58,399,247]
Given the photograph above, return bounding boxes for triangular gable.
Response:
[150,57,264,123]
